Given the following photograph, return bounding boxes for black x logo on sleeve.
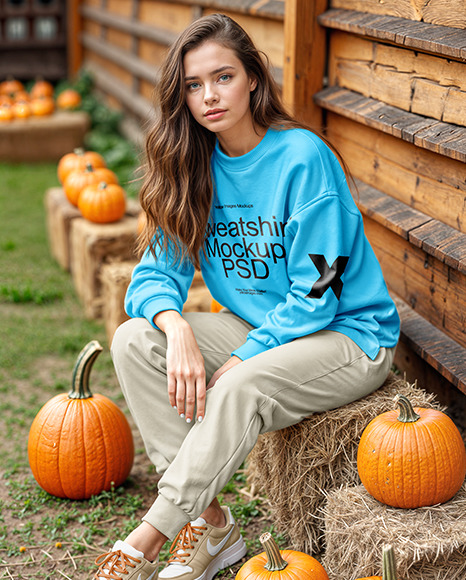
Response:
[306,254,349,300]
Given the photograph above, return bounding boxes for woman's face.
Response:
[183,41,258,154]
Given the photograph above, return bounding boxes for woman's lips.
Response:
[205,109,226,120]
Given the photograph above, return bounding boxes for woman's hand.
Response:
[154,310,206,423]
[207,355,242,390]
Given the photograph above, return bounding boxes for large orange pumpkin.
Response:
[57,148,107,184]
[28,341,134,500]
[0,103,14,122]
[357,394,466,508]
[235,533,328,580]
[30,95,55,116]
[63,163,118,206]
[30,79,54,99]
[0,78,24,96]
[78,181,127,223]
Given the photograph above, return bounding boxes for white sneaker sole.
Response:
[196,536,247,580]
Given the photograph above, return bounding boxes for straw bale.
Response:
[246,374,443,554]
[322,483,466,580]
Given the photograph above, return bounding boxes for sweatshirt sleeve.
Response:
[125,243,195,327]
[232,193,360,360]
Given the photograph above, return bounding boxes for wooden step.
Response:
[351,179,466,393]
[314,86,466,162]
[318,8,466,62]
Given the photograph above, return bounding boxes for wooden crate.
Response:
[0,112,90,162]
[44,187,81,271]
[70,216,139,319]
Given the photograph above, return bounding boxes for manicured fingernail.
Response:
[180,413,185,418]
[186,418,191,424]
[197,416,203,423]
[173,405,177,410]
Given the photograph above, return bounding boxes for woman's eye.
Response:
[187,82,200,91]
[219,74,231,82]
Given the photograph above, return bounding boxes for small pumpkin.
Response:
[30,95,55,116]
[356,544,398,580]
[211,299,223,313]
[0,78,24,96]
[235,532,329,580]
[28,340,134,500]
[57,148,106,184]
[357,394,466,508]
[56,88,82,110]
[0,103,14,122]
[137,210,146,235]
[30,79,54,99]
[12,100,32,119]
[14,90,30,103]
[63,163,118,206]
[78,181,126,223]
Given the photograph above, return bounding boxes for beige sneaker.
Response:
[94,540,159,579]
[159,506,246,580]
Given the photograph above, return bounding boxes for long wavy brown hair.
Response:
[138,13,342,269]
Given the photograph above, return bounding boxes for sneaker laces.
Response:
[167,522,207,564]
[94,550,141,579]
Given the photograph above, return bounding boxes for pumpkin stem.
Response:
[73,147,85,156]
[260,532,288,572]
[394,394,421,423]
[382,545,398,580]
[69,340,103,399]
[98,182,108,190]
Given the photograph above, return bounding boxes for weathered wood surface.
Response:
[326,114,466,234]
[101,260,137,345]
[315,86,466,162]
[328,1,466,30]
[393,295,466,394]
[353,179,466,275]
[362,216,466,350]
[327,31,466,125]
[283,0,328,129]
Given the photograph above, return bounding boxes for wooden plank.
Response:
[283,0,328,129]
[319,9,466,60]
[393,295,466,394]
[85,60,154,120]
[362,216,466,349]
[315,86,466,162]
[68,0,83,76]
[328,1,466,31]
[80,4,178,46]
[81,32,160,84]
[162,0,285,21]
[326,115,466,233]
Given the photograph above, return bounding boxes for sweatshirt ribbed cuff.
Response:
[141,297,182,328]
[142,493,191,540]
[232,337,270,361]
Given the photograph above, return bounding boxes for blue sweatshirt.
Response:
[125,128,400,361]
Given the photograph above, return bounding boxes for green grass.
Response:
[0,161,282,578]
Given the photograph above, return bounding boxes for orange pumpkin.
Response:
[0,78,24,96]
[211,299,223,313]
[57,148,106,184]
[64,164,118,207]
[0,103,14,122]
[28,341,134,500]
[56,88,82,110]
[12,100,32,119]
[14,90,30,102]
[30,79,54,99]
[235,533,329,580]
[357,394,466,508]
[78,181,127,223]
[30,95,55,116]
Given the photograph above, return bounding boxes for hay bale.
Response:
[101,260,137,346]
[322,483,466,579]
[246,375,443,554]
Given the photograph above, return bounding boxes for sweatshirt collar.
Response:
[213,128,279,171]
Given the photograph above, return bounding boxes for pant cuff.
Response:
[142,493,191,541]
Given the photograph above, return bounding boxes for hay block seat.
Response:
[322,483,466,580]
[246,374,443,555]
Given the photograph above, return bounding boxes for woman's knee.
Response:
[111,317,165,364]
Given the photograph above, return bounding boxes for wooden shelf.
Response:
[318,9,466,62]
[315,86,466,162]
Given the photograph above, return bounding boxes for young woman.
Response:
[95,13,400,580]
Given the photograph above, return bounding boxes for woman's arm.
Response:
[154,310,206,423]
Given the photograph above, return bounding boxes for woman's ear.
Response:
[249,77,258,92]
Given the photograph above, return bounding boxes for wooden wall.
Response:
[74,0,285,142]
[310,0,466,404]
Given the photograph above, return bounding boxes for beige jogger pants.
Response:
[111,309,395,540]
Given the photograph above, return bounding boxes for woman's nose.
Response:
[204,84,218,104]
